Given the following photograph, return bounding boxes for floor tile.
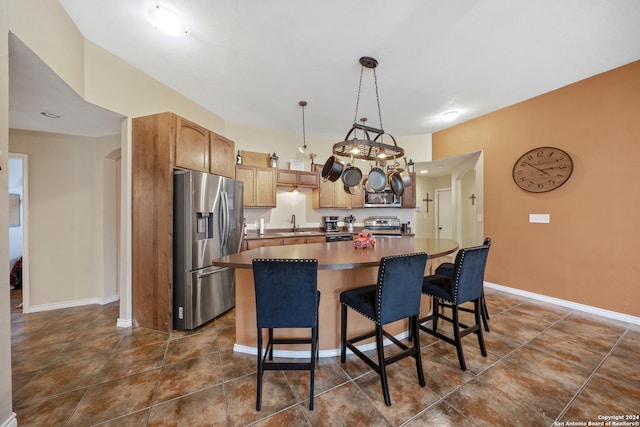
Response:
[65,369,161,426]
[147,385,228,426]
[153,352,224,404]
[301,381,391,426]
[13,388,86,427]
[404,400,475,426]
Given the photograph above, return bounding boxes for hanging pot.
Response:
[344,184,361,195]
[367,164,387,192]
[321,156,344,182]
[399,158,412,188]
[341,163,363,187]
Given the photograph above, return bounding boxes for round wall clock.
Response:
[512,146,574,193]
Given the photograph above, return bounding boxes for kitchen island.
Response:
[212,237,458,357]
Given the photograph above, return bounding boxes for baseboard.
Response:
[28,294,120,313]
[484,281,640,325]
[1,412,17,427]
[233,331,411,359]
[116,318,132,328]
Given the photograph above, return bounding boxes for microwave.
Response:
[364,188,401,208]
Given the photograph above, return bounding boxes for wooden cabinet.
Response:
[401,173,417,208]
[244,235,327,250]
[175,116,210,172]
[277,170,319,188]
[236,165,276,208]
[132,112,238,332]
[210,133,235,178]
[313,178,362,209]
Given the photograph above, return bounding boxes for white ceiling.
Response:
[9,1,640,143]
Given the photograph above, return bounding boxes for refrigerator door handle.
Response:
[221,191,230,249]
[197,266,229,279]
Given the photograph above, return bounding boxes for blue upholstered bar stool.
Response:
[252,258,319,410]
[434,237,492,331]
[339,252,428,406]
[418,245,490,371]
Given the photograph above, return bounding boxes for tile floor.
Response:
[9,287,640,426]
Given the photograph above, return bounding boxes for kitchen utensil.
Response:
[367,163,387,192]
[341,162,363,187]
[321,156,344,182]
[344,184,361,195]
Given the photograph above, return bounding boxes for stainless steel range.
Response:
[362,216,402,237]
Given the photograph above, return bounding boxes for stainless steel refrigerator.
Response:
[173,170,244,330]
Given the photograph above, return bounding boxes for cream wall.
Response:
[8,130,119,308]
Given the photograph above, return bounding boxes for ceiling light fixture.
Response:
[298,101,307,154]
[150,5,188,37]
[332,57,404,162]
[40,112,60,119]
[441,110,460,122]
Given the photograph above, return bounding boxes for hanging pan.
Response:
[341,161,363,188]
[367,163,387,192]
[321,156,344,182]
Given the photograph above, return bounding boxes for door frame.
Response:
[9,153,30,312]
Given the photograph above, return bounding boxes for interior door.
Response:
[436,188,453,239]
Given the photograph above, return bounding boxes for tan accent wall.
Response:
[433,60,640,317]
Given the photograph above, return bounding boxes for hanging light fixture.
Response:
[298,101,308,154]
[332,57,404,162]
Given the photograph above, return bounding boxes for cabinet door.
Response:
[401,173,417,208]
[298,171,319,187]
[255,168,276,207]
[315,178,335,208]
[175,117,210,172]
[210,133,235,178]
[246,238,282,250]
[235,165,256,206]
[306,236,326,244]
[277,170,298,186]
[282,237,306,246]
[349,189,365,209]
[334,181,350,208]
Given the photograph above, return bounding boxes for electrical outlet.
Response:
[529,214,550,223]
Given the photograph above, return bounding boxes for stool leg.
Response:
[412,315,426,387]
[432,298,440,332]
[340,304,347,363]
[256,328,263,411]
[481,291,490,332]
[268,328,274,360]
[376,324,392,406]
[452,306,467,371]
[475,299,488,357]
[309,326,317,410]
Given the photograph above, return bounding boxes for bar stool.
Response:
[434,237,492,331]
[340,252,428,406]
[418,245,490,371]
[252,258,319,410]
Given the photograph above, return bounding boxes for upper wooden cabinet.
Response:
[174,115,236,178]
[401,173,417,208]
[236,165,276,208]
[277,170,319,188]
[175,116,210,172]
[313,178,358,209]
[210,133,235,178]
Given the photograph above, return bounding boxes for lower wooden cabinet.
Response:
[244,235,327,250]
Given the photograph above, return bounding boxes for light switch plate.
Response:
[529,214,550,223]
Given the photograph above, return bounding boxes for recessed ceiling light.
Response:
[40,112,60,119]
[150,5,188,37]
[420,169,428,174]
[441,110,460,122]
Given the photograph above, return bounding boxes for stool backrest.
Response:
[253,259,319,328]
[376,252,428,325]
[451,245,490,304]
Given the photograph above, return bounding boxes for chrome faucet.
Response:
[291,214,299,232]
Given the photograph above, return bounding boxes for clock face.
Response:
[512,146,573,193]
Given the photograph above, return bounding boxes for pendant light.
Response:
[332,57,404,162]
[298,101,308,154]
